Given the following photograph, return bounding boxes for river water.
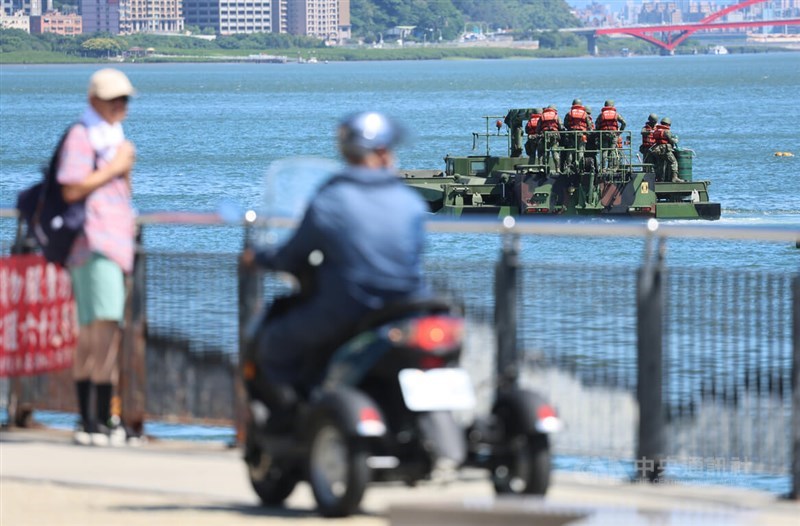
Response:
[1,54,798,492]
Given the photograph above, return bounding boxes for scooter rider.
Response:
[242,112,430,418]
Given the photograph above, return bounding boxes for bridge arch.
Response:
[594,0,772,53]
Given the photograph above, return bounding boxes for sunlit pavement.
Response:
[1,428,797,526]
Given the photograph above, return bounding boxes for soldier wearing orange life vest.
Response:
[536,105,563,173]
[640,113,658,161]
[563,98,592,173]
[650,117,683,182]
[595,100,627,169]
[524,108,542,161]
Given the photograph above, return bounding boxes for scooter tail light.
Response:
[356,407,386,437]
[398,315,464,352]
[535,404,562,434]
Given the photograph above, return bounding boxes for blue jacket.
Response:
[257,165,429,312]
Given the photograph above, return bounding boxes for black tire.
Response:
[492,433,551,496]
[307,413,370,518]
[245,427,299,506]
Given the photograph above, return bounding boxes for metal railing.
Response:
[1,210,798,496]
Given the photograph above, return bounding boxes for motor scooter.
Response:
[241,276,560,517]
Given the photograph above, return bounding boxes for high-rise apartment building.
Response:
[287,0,349,42]
[80,0,120,34]
[2,0,49,16]
[183,0,274,35]
[120,0,183,33]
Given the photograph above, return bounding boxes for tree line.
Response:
[351,0,580,42]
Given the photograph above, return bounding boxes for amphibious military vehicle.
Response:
[400,109,720,220]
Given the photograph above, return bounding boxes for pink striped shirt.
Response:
[56,124,135,273]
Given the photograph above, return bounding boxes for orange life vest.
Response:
[641,123,656,147]
[526,114,542,135]
[566,105,589,131]
[653,123,671,145]
[598,106,619,130]
[539,108,559,132]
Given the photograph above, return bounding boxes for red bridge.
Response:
[585,0,800,53]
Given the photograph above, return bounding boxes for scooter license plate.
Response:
[398,368,476,412]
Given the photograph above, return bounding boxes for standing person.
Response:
[640,113,659,161]
[524,108,542,162]
[584,105,597,173]
[537,105,563,173]
[651,117,683,182]
[58,69,138,446]
[242,111,430,422]
[595,99,626,168]
[563,98,592,173]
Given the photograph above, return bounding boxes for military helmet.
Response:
[546,104,556,110]
[648,113,658,124]
[338,111,405,158]
[585,105,592,114]
[661,117,671,125]
[532,107,541,114]
[572,98,582,106]
[604,99,614,107]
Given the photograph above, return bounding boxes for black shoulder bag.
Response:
[16,124,89,265]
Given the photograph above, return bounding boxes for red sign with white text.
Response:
[0,254,76,377]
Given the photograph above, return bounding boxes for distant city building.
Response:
[120,0,183,33]
[30,10,82,34]
[0,9,30,29]
[272,0,286,32]
[80,0,120,34]
[183,0,349,40]
[287,0,349,43]
[184,0,274,35]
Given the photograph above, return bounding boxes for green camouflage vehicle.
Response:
[399,109,721,220]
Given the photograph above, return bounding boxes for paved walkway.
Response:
[1,428,797,525]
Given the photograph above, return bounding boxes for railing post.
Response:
[791,275,799,500]
[119,226,147,436]
[495,222,519,391]
[236,220,262,444]
[636,232,667,482]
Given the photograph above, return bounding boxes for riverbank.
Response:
[2,42,795,65]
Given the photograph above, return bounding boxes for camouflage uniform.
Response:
[651,117,682,182]
[639,113,658,162]
[595,100,627,169]
[524,108,542,161]
[537,105,563,173]
[563,99,593,173]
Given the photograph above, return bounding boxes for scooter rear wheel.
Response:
[492,433,551,496]
[307,413,370,517]
[246,426,300,505]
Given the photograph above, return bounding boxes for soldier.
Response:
[504,108,527,157]
[563,98,592,173]
[651,117,683,182]
[640,113,658,162]
[584,105,597,173]
[536,105,563,173]
[595,99,627,169]
[524,108,542,162]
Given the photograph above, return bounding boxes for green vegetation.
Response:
[350,0,580,44]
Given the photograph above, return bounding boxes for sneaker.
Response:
[90,426,110,447]
[92,422,127,447]
[73,423,92,446]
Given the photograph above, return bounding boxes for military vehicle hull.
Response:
[401,114,720,220]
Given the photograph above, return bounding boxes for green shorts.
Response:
[70,253,126,326]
